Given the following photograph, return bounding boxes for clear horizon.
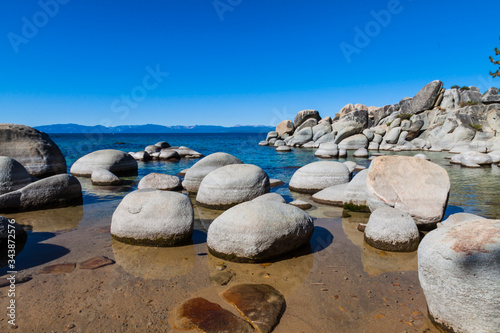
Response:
[1,0,499,127]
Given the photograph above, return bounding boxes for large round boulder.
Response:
[207,201,314,262]
[338,134,368,150]
[294,109,321,128]
[418,218,500,333]
[111,190,194,246]
[364,207,419,252]
[0,174,82,213]
[70,149,138,177]
[138,173,182,191]
[366,156,450,226]
[289,161,350,194]
[276,120,294,136]
[314,142,338,158]
[0,124,67,178]
[182,153,243,193]
[196,164,270,209]
[0,156,32,195]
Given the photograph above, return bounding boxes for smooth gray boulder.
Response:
[334,126,359,144]
[413,153,429,160]
[252,193,286,203]
[266,131,279,141]
[196,164,270,209]
[0,174,82,213]
[353,148,369,157]
[450,151,493,167]
[0,156,32,195]
[274,140,286,147]
[294,109,321,128]
[440,88,461,109]
[402,80,443,114]
[131,151,151,161]
[482,87,500,104]
[145,145,161,154]
[418,219,500,333]
[364,207,419,252]
[343,170,369,212]
[343,161,357,173]
[314,142,338,158]
[288,127,313,146]
[111,190,193,246]
[289,161,350,194]
[312,121,332,141]
[258,141,269,146]
[276,120,294,136]
[154,141,170,149]
[168,146,203,159]
[295,118,318,133]
[289,200,312,210]
[0,124,67,178]
[207,201,314,262]
[159,150,181,161]
[276,146,292,152]
[91,168,122,186]
[460,89,482,104]
[385,127,401,144]
[70,149,138,177]
[138,173,182,191]
[440,212,485,227]
[182,153,243,193]
[311,183,348,206]
[302,141,319,148]
[338,134,368,150]
[366,156,450,226]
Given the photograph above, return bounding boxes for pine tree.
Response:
[490,36,500,78]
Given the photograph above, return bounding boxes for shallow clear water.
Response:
[51,133,500,219]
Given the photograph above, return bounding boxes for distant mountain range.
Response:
[35,123,275,134]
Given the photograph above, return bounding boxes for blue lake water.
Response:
[50,133,500,219]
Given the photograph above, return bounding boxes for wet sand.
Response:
[0,195,439,332]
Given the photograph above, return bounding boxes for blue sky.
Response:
[0,0,499,127]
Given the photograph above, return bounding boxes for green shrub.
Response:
[386,120,393,127]
[450,85,460,89]
[468,123,482,131]
[460,86,470,91]
[460,101,479,107]
[396,113,412,120]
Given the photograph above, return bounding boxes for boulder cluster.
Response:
[0,125,82,213]
[128,141,203,161]
[261,81,500,165]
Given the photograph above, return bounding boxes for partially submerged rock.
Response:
[311,183,348,206]
[366,156,450,226]
[289,161,350,194]
[111,190,194,246]
[196,164,270,209]
[91,168,122,186]
[138,173,182,191]
[0,174,82,213]
[0,216,28,268]
[174,297,253,333]
[252,193,286,203]
[70,149,138,177]
[221,284,286,333]
[207,201,314,262]
[364,207,420,252]
[182,152,243,193]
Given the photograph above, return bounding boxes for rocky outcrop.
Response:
[401,80,443,114]
[207,201,314,262]
[294,109,321,128]
[0,124,67,178]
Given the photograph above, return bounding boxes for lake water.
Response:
[1,132,498,331]
[51,132,500,219]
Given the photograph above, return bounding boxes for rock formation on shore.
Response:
[262,81,500,157]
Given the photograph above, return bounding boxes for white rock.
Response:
[138,173,182,191]
[70,149,138,177]
[364,207,419,251]
[418,219,500,333]
[311,183,348,206]
[196,164,270,209]
[343,170,369,211]
[252,193,286,203]
[314,142,338,158]
[111,190,194,246]
[353,148,369,157]
[207,201,314,262]
[289,161,350,194]
[91,168,122,186]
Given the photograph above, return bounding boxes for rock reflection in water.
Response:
[341,212,418,276]
[111,238,196,280]
[9,205,84,232]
